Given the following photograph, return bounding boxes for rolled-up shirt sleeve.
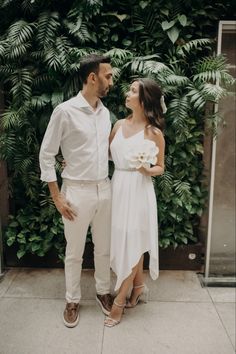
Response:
[39,106,66,182]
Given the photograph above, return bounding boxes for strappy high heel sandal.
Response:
[104,300,126,328]
[126,284,149,308]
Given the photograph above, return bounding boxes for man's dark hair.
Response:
[79,54,111,84]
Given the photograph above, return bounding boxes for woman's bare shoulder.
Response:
[147,126,164,137]
[146,126,165,147]
[114,119,125,127]
[113,119,126,132]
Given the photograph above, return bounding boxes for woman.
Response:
[105,78,166,327]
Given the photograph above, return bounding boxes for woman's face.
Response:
[125,81,141,110]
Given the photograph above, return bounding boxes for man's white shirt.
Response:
[39,92,111,182]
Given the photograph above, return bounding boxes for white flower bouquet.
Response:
[125,139,159,169]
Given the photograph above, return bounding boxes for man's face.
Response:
[95,63,113,98]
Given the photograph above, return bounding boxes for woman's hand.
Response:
[137,166,151,176]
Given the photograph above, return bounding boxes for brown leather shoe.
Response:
[63,302,80,328]
[96,293,113,315]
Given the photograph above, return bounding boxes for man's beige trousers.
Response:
[61,178,111,303]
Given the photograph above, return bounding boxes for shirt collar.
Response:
[76,91,104,113]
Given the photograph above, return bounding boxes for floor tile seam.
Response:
[211,300,236,350]
[0,296,99,303]
[0,270,20,297]
[100,318,105,354]
[0,296,212,303]
[4,267,64,271]
[206,287,216,304]
[1,296,63,301]
[206,287,236,304]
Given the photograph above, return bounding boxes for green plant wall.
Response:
[0,0,235,259]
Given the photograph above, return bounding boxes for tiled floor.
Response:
[0,269,235,354]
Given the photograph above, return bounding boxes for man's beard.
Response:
[97,79,109,98]
[98,87,109,98]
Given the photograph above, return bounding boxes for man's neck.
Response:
[81,87,99,110]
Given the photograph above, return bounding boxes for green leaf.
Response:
[32,243,41,252]
[140,1,148,9]
[9,221,19,227]
[167,27,179,43]
[51,227,58,235]
[161,20,175,31]
[111,34,118,42]
[51,92,64,108]
[122,39,132,46]
[160,9,169,16]
[17,249,26,259]
[7,237,16,246]
[178,15,187,27]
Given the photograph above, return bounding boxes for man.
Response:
[39,54,113,328]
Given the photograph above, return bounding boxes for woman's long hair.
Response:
[137,78,165,132]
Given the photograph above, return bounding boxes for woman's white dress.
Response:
[110,125,159,291]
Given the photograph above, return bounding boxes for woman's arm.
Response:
[138,129,165,177]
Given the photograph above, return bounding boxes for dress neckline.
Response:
[120,125,144,140]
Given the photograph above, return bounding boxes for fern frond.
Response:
[0,108,24,129]
[105,48,133,67]
[44,46,62,71]
[0,64,14,81]
[167,96,189,130]
[44,36,71,72]
[86,0,103,6]
[30,94,51,110]
[65,17,92,43]
[32,73,54,90]
[186,84,206,110]
[0,41,8,58]
[8,42,32,60]
[51,91,64,108]
[123,54,160,74]
[193,55,235,85]
[165,73,190,86]
[30,50,45,61]
[193,70,234,85]
[111,67,122,81]
[118,82,130,97]
[195,55,226,72]
[173,180,191,201]
[37,12,60,49]
[10,69,33,104]
[142,61,169,76]
[201,83,227,101]
[156,171,174,196]
[68,47,94,62]
[0,132,17,160]
[8,20,35,46]
[63,76,80,99]
[177,38,212,55]
[14,155,34,174]
[21,0,38,14]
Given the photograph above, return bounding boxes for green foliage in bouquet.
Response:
[0,0,234,258]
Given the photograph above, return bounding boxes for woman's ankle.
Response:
[115,295,126,306]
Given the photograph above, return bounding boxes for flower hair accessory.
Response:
[125,139,159,169]
[160,95,167,114]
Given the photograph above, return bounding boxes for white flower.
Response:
[125,139,159,169]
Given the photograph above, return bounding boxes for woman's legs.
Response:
[105,261,140,324]
[133,255,144,287]
[128,255,147,306]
